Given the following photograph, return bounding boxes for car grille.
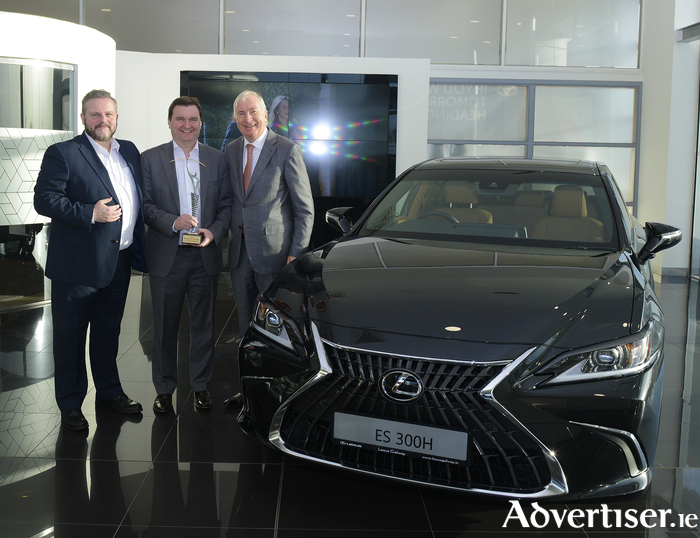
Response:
[278,341,551,494]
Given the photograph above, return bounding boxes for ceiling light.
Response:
[346,14,355,17]
[450,36,459,39]
[242,29,250,32]
[101,8,111,11]
[225,10,235,13]
[470,20,479,23]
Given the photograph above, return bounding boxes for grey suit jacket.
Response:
[141,142,232,278]
[225,128,314,274]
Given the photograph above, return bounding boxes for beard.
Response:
[85,122,116,142]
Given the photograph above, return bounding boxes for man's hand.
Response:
[286,255,296,265]
[174,214,198,231]
[196,228,214,247]
[94,197,122,223]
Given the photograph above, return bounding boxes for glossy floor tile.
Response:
[1,275,700,537]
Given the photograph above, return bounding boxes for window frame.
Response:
[428,79,642,215]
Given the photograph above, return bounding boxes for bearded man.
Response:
[34,89,147,431]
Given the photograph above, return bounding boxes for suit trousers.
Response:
[231,235,277,337]
[149,246,217,394]
[51,247,132,411]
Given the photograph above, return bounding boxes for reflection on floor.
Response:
[1,274,700,537]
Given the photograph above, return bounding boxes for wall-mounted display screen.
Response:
[180,71,398,247]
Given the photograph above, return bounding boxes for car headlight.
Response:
[540,318,662,385]
[252,298,303,351]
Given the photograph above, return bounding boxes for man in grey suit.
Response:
[141,96,232,413]
[223,90,314,407]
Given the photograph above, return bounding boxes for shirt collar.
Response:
[173,140,199,160]
[86,132,119,155]
[247,128,268,151]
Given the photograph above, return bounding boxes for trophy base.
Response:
[182,232,202,245]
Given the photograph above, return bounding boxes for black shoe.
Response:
[97,394,143,415]
[194,390,213,410]
[61,409,89,431]
[153,394,173,413]
[223,393,243,408]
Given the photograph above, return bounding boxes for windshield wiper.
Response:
[564,245,618,255]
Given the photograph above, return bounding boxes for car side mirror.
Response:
[637,222,682,264]
[326,207,354,235]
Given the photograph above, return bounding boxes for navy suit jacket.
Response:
[34,132,147,288]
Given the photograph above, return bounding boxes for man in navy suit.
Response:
[141,96,232,413]
[34,89,146,431]
[223,90,314,407]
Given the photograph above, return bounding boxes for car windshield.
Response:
[357,168,620,250]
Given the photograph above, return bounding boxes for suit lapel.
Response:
[158,143,181,209]
[246,129,276,197]
[119,141,139,182]
[77,133,118,201]
[231,138,245,200]
[199,144,211,212]
[118,139,143,204]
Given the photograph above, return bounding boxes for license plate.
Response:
[333,412,468,464]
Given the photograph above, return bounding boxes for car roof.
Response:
[413,158,601,176]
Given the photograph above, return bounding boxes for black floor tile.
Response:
[128,462,282,532]
[278,463,431,531]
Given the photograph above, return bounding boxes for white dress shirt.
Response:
[173,141,201,244]
[87,134,138,250]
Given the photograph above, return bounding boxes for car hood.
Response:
[275,237,640,353]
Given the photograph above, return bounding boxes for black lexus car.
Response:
[236,158,682,500]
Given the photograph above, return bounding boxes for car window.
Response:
[359,169,619,249]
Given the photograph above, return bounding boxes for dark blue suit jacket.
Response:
[34,132,147,288]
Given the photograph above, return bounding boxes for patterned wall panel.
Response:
[0,128,73,226]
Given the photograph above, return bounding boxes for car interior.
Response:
[365,175,616,246]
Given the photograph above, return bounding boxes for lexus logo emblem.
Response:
[380,370,424,403]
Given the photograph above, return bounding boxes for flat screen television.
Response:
[180,71,398,248]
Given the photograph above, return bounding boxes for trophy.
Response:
[182,191,202,245]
